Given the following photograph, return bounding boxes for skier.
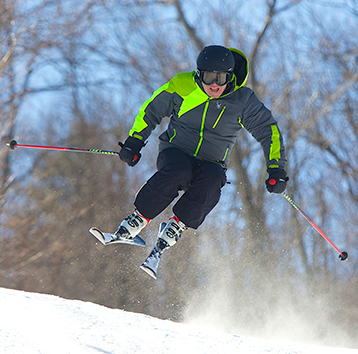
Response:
[116,45,288,278]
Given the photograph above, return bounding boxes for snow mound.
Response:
[0,287,356,354]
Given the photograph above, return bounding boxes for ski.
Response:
[140,222,167,279]
[89,227,146,247]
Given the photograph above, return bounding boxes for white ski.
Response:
[89,227,146,247]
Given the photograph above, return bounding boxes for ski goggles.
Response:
[198,70,233,86]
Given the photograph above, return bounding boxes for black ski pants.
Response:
[134,148,227,229]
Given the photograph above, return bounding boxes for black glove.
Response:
[118,136,145,167]
[265,168,289,193]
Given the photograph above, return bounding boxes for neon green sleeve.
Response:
[129,72,200,141]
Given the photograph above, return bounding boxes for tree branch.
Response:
[173,0,204,51]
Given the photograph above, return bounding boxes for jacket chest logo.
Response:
[216,101,222,110]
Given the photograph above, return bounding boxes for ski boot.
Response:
[140,215,186,279]
[114,209,150,241]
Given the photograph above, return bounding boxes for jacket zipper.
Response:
[194,100,209,156]
[169,128,176,142]
[221,147,229,162]
[212,106,226,128]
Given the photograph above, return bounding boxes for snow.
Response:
[0,287,357,354]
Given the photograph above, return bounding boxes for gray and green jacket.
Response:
[129,48,286,170]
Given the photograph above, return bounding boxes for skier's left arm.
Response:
[241,91,288,193]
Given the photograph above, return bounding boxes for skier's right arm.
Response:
[129,82,175,142]
[119,80,176,166]
[118,137,145,167]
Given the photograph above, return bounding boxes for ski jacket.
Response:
[129,48,286,170]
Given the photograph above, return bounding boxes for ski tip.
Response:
[89,227,106,245]
[89,227,102,236]
[140,264,157,280]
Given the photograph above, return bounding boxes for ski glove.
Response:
[265,168,289,193]
[119,136,145,167]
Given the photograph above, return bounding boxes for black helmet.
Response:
[196,45,235,73]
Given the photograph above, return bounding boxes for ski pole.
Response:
[6,140,120,156]
[281,191,348,261]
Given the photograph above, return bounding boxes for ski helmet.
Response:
[196,45,235,73]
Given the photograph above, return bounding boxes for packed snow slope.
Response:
[0,287,357,354]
